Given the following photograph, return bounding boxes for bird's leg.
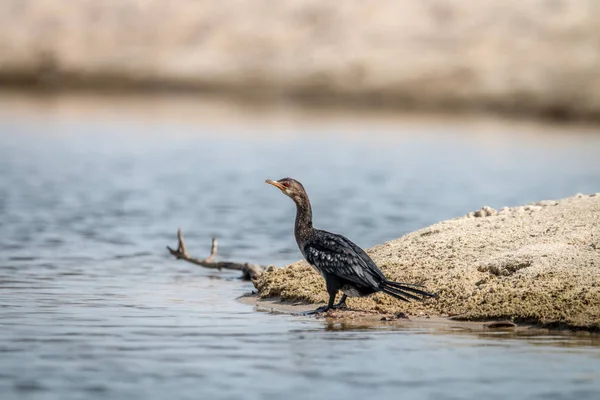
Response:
[301,291,336,315]
[332,294,347,309]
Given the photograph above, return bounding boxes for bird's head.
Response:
[265,177,307,203]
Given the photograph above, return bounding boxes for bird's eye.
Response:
[282,181,290,188]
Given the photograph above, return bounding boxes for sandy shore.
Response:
[255,194,600,332]
[2,1,600,120]
[239,295,537,332]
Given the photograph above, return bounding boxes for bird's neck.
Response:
[294,195,313,244]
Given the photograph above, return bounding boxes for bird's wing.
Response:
[303,230,384,287]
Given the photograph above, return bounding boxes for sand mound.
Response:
[256,194,600,331]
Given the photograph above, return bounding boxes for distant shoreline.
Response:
[3,0,600,123]
[0,78,597,124]
[3,89,600,135]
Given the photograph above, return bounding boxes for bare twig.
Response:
[205,237,217,263]
[167,228,265,280]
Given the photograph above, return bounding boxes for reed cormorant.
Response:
[266,177,435,314]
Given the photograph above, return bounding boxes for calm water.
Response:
[1,96,600,400]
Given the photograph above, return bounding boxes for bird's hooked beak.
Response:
[265,179,288,193]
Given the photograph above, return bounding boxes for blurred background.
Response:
[1,1,600,400]
[3,0,600,118]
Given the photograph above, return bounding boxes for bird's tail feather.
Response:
[380,280,436,302]
[381,287,416,302]
[387,281,426,288]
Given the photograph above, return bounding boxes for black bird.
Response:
[266,177,436,314]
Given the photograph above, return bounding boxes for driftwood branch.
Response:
[167,228,265,280]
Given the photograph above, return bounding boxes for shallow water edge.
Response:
[240,295,600,337]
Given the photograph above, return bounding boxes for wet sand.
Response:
[239,295,539,333]
[255,194,600,332]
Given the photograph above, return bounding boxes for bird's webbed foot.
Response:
[331,295,348,309]
[300,305,330,315]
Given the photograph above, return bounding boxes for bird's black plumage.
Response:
[266,177,435,314]
[304,231,383,288]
